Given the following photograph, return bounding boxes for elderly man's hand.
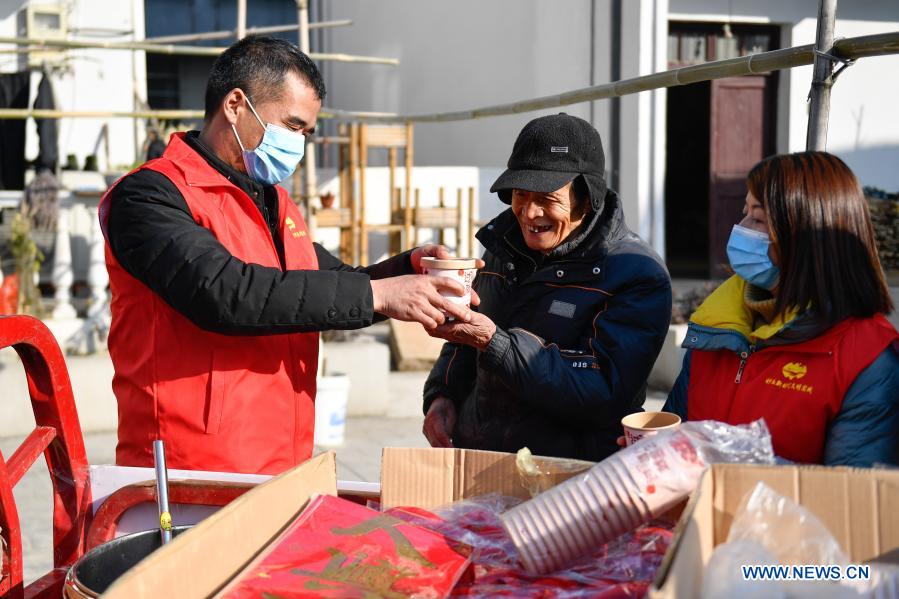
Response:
[427,311,497,351]
[370,275,472,329]
[423,397,456,448]
[411,244,486,274]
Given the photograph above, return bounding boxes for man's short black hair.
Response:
[204,35,326,120]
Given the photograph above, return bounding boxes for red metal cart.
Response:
[0,315,377,598]
[0,316,257,598]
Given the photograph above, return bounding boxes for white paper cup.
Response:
[420,257,479,307]
[621,411,681,446]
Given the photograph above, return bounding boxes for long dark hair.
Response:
[747,151,893,323]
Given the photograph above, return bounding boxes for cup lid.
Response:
[421,256,479,270]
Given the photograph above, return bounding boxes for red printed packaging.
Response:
[218,494,472,598]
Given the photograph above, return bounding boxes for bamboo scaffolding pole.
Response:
[236,0,247,40]
[326,31,899,123]
[807,0,838,150]
[0,107,393,120]
[297,0,318,206]
[456,188,464,255]
[0,108,205,119]
[359,124,369,265]
[468,187,476,258]
[145,20,353,44]
[438,187,446,246]
[0,35,399,64]
[349,123,360,264]
[404,124,413,250]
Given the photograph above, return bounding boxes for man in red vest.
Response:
[99,36,474,474]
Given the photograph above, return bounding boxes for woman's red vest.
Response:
[99,133,319,474]
[688,314,898,463]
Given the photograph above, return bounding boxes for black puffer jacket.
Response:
[423,191,672,461]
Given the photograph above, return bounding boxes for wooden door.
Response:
[708,76,774,277]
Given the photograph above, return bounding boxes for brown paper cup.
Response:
[621,411,681,446]
[605,453,653,521]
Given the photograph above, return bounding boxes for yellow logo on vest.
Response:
[285,216,306,238]
[782,362,807,380]
[765,361,813,394]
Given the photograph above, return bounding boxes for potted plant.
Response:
[9,206,45,317]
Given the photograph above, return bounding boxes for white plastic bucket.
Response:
[314,374,350,446]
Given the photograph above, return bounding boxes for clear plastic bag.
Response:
[703,482,899,598]
[726,481,847,566]
[501,419,776,574]
[387,494,675,598]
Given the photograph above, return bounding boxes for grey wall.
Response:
[322,1,613,169]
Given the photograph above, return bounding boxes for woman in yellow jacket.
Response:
[664,152,898,466]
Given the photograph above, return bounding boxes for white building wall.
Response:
[618,0,668,255]
[0,0,144,177]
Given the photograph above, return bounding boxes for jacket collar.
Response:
[476,189,628,263]
[161,131,268,199]
[684,275,830,353]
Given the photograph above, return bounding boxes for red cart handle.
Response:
[0,315,91,599]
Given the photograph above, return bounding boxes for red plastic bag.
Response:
[220,495,472,598]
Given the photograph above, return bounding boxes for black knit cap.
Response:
[491,112,607,212]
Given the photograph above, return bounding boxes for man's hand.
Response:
[370,275,472,329]
[427,311,497,351]
[410,244,486,274]
[423,397,456,448]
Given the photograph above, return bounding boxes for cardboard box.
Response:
[104,452,338,598]
[104,447,591,597]
[650,463,899,598]
[380,447,593,509]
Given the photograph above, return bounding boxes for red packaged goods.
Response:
[218,494,472,599]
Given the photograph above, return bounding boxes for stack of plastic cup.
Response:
[502,430,708,574]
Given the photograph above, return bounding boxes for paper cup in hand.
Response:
[420,257,479,307]
[621,411,681,446]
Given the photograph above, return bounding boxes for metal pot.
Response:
[64,526,190,598]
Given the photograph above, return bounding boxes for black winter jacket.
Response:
[423,192,672,461]
[106,131,413,335]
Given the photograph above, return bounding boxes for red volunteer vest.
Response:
[100,133,319,474]
[688,315,898,463]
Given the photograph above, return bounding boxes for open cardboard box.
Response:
[104,447,591,597]
[650,463,899,598]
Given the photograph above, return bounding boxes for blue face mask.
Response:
[231,96,305,185]
[726,224,780,290]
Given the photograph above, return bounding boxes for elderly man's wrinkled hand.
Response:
[370,274,472,329]
[427,311,497,351]
[423,397,456,448]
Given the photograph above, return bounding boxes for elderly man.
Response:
[100,36,472,474]
[423,113,672,461]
